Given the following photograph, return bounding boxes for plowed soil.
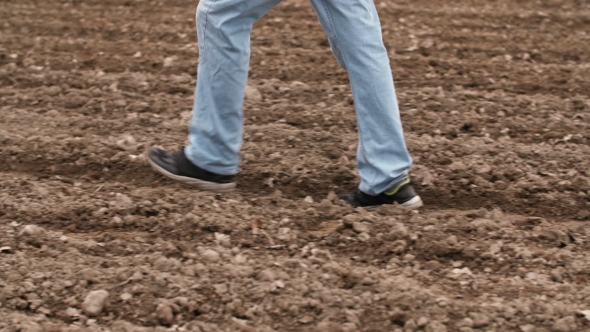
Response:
[1,0,589,331]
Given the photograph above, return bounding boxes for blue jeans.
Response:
[185,0,412,195]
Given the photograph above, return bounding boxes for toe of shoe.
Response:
[147,148,178,173]
[338,194,359,207]
[148,147,164,159]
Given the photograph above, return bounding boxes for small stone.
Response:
[424,260,442,271]
[163,56,177,67]
[15,298,28,309]
[201,249,220,262]
[426,320,447,332]
[19,225,46,237]
[446,235,458,245]
[338,155,350,165]
[520,324,536,332]
[214,232,231,247]
[245,85,263,102]
[468,312,490,328]
[115,193,134,210]
[269,280,285,293]
[475,164,491,174]
[552,316,577,332]
[390,309,409,326]
[79,268,101,283]
[436,296,449,307]
[389,239,407,255]
[116,135,137,151]
[417,317,430,327]
[352,222,370,234]
[120,293,132,301]
[572,99,589,112]
[470,218,498,230]
[257,269,276,281]
[456,318,474,328]
[299,315,315,324]
[81,290,109,317]
[156,302,174,326]
[154,256,174,272]
[403,254,416,263]
[290,81,310,93]
[420,171,435,186]
[358,232,371,241]
[449,161,467,172]
[550,268,565,282]
[213,283,228,294]
[404,319,418,332]
[345,310,361,325]
[232,317,254,331]
[233,254,248,265]
[172,297,189,309]
[452,267,473,276]
[65,307,80,318]
[22,281,36,292]
[304,196,314,204]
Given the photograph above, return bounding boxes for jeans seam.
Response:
[319,0,348,70]
[199,0,219,59]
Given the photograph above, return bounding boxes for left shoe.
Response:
[339,178,423,210]
[146,147,236,193]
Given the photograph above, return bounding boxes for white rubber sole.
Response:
[147,156,236,193]
[399,195,424,210]
[364,195,424,212]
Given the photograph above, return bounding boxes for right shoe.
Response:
[339,178,423,211]
[146,147,236,193]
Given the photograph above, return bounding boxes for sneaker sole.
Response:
[399,195,424,210]
[147,154,236,193]
[363,195,424,212]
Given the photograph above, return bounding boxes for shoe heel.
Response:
[399,196,423,210]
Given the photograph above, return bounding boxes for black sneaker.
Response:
[146,147,236,192]
[339,179,423,210]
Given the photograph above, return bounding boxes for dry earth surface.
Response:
[1,0,590,331]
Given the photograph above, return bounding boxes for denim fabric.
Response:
[185,0,412,195]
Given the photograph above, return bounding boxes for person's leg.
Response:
[309,0,421,208]
[147,0,282,192]
[186,0,283,175]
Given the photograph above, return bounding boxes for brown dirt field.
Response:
[1,0,589,331]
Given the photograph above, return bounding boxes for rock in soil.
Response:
[82,290,109,317]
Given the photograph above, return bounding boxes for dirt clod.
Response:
[81,290,109,317]
[155,302,175,326]
[552,316,578,332]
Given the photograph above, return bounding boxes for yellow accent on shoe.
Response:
[384,178,411,196]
